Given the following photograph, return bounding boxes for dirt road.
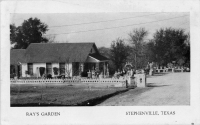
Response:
[98,72,190,106]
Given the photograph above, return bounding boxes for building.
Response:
[10,43,109,78]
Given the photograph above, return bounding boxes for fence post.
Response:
[134,74,146,87]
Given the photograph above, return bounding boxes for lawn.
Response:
[10,83,128,106]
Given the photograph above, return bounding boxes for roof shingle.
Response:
[89,53,109,61]
[11,43,103,63]
[10,49,26,65]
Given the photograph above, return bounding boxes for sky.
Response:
[10,12,190,48]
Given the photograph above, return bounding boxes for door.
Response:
[17,65,21,78]
[72,62,80,76]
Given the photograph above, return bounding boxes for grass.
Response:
[10,83,128,106]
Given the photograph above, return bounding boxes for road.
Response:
[98,72,190,106]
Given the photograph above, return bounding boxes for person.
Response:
[132,68,136,75]
[113,71,118,79]
[91,69,95,78]
[145,62,150,75]
[95,68,99,78]
[149,62,153,75]
[87,70,91,78]
[120,69,125,76]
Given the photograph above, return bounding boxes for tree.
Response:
[152,28,188,66]
[183,32,190,67]
[110,38,130,71]
[10,24,17,44]
[128,28,148,69]
[98,47,110,58]
[144,40,156,62]
[185,32,190,45]
[10,18,48,49]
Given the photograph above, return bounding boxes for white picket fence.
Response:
[10,78,126,84]
[156,68,168,73]
[155,68,184,73]
[174,68,184,72]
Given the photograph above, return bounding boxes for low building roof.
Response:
[10,43,108,64]
[10,49,26,65]
[88,53,109,62]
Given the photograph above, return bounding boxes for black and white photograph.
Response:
[1,0,200,125]
[10,12,190,107]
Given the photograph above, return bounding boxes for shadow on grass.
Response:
[147,83,171,87]
[78,88,133,106]
[95,86,155,106]
[152,73,169,76]
[146,73,169,78]
[11,88,131,107]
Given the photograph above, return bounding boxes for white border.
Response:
[1,0,200,125]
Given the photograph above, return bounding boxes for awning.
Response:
[85,53,109,63]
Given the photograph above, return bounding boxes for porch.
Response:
[10,53,109,79]
[73,53,109,78]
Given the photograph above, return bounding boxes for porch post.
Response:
[107,63,109,77]
[15,65,18,79]
[82,63,84,72]
[80,62,84,76]
[103,62,106,78]
[37,67,39,78]
[95,63,99,71]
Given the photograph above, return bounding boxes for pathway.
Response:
[98,72,190,106]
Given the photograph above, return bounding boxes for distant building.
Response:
[10,43,109,78]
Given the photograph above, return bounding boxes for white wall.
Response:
[33,63,46,77]
[21,63,73,78]
[21,63,27,77]
[65,63,73,77]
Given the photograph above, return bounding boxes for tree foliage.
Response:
[110,38,130,71]
[98,47,110,58]
[10,18,48,49]
[152,28,189,66]
[128,28,148,69]
[143,40,156,62]
[107,27,190,72]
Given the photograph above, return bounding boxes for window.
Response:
[28,63,33,75]
[72,62,80,76]
[46,63,52,75]
[10,65,15,74]
[53,67,59,75]
[59,63,65,75]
